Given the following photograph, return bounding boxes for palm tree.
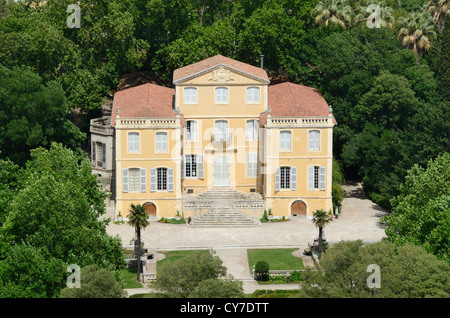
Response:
[128,204,150,282]
[398,11,437,58]
[354,0,395,28]
[425,0,449,31]
[312,209,334,258]
[312,0,353,29]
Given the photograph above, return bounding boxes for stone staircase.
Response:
[185,188,263,227]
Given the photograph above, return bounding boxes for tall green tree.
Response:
[382,153,450,262]
[312,209,334,257]
[128,203,149,282]
[298,240,450,298]
[0,65,85,166]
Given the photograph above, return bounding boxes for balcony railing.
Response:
[210,133,233,144]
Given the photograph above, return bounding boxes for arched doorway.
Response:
[143,202,157,221]
[291,200,307,218]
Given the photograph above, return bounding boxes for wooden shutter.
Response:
[319,166,326,190]
[275,167,280,191]
[290,166,297,190]
[197,155,204,178]
[140,168,146,192]
[308,166,314,190]
[150,168,156,192]
[167,168,174,192]
[122,168,128,193]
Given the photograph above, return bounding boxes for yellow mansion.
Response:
[90,55,336,226]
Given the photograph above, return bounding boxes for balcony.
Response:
[210,132,233,147]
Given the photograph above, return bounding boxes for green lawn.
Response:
[247,248,303,273]
[118,268,143,289]
[157,250,209,271]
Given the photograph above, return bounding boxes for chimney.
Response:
[260,54,264,69]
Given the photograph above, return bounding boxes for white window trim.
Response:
[128,132,140,153]
[155,131,168,153]
[308,130,321,151]
[246,120,259,142]
[185,120,198,142]
[308,165,326,191]
[246,86,260,104]
[214,120,228,142]
[184,87,198,104]
[215,87,229,104]
[280,130,292,152]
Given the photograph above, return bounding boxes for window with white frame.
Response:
[128,132,140,153]
[308,166,326,190]
[215,120,228,142]
[246,120,258,141]
[156,132,168,152]
[280,131,291,151]
[184,87,197,104]
[157,168,167,191]
[185,154,197,177]
[308,130,320,151]
[246,153,258,178]
[215,87,228,104]
[274,166,297,191]
[122,168,146,193]
[246,87,260,103]
[186,120,197,141]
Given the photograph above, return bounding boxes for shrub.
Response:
[254,261,270,282]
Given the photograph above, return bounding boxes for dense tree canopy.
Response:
[0,143,125,298]
[298,240,450,298]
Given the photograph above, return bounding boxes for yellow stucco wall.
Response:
[114,65,333,220]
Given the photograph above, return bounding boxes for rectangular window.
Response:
[246,120,258,141]
[157,168,167,191]
[128,132,139,153]
[96,142,106,168]
[308,166,326,190]
[246,153,258,178]
[186,120,197,141]
[128,168,140,192]
[246,87,260,103]
[215,120,228,142]
[184,87,197,104]
[185,154,197,177]
[156,132,168,152]
[280,131,291,151]
[215,87,228,104]
[280,167,290,189]
[309,130,320,151]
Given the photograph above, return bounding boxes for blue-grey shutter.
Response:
[122,168,129,193]
[181,155,185,179]
[308,166,314,190]
[319,166,326,190]
[168,168,174,192]
[275,167,280,191]
[290,166,297,190]
[197,155,204,178]
[140,168,146,192]
[150,168,157,192]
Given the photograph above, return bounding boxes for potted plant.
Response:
[267,208,273,221]
[174,210,182,221]
[117,211,123,222]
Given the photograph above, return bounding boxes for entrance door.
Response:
[214,156,229,186]
[144,202,157,221]
[291,201,307,217]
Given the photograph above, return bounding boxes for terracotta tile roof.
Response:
[260,82,337,125]
[111,83,179,126]
[173,55,269,83]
